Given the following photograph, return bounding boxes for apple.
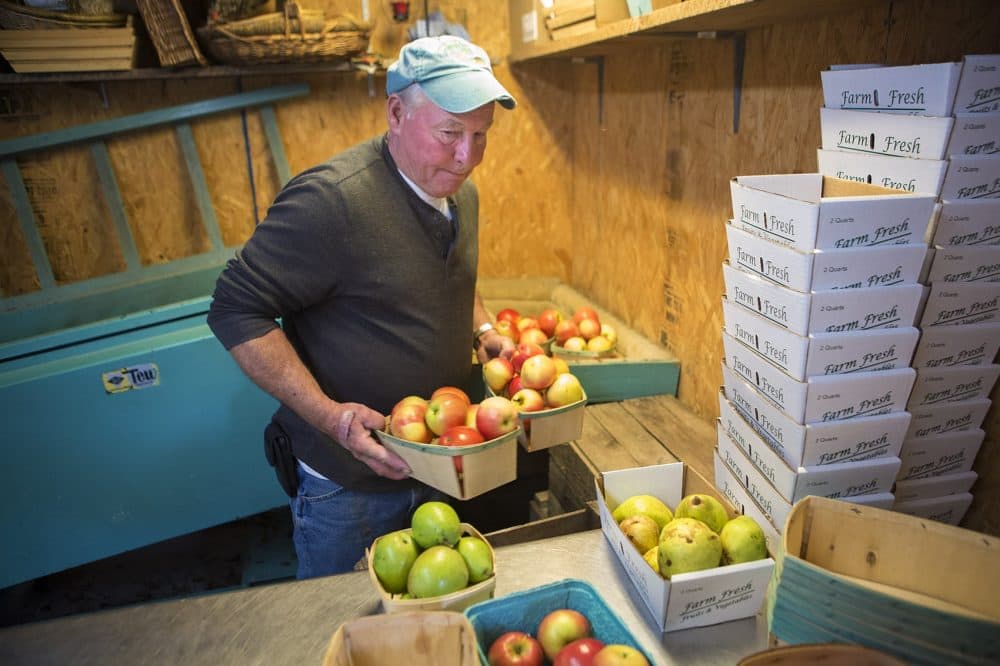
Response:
[483,357,515,393]
[577,317,602,340]
[587,335,613,353]
[371,529,419,594]
[389,402,433,443]
[476,396,519,440]
[520,354,558,390]
[572,306,600,326]
[553,357,571,375]
[495,319,520,343]
[510,342,546,374]
[600,324,618,347]
[562,336,587,352]
[431,385,471,406]
[456,535,493,583]
[465,404,479,428]
[537,608,591,662]
[519,326,550,347]
[546,373,584,407]
[391,395,427,414]
[516,316,541,332]
[511,387,546,412]
[505,374,523,398]
[496,308,521,325]
[554,637,605,666]
[553,319,580,345]
[425,393,470,436]
[439,425,485,473]
[537,308,563,338]
[487,631,544,666]
[593,645,650,666]
[406,545,468,598]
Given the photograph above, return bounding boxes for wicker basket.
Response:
[135,0,208,67]
[0,0,127,28]
[212,3,325,36]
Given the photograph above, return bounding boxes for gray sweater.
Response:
[208,136,478,491]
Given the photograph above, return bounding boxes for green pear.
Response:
[619,514,660,555]
[612,494,674,531]
[456,535,494,584]
[371,529,420,594]
[720,515,768,564]
[643,546,661,575]
[658,517,723,579]
[674,493,729,534]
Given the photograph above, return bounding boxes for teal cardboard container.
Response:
[463,578,651,664]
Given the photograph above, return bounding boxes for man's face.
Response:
[387,92,495,198]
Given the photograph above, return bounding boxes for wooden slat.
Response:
[586,402,680,468]
[176,123,223,251]
[619,395,717,484]
[1,159,55,290]
[259,105,291,186]
[90,141,140,272]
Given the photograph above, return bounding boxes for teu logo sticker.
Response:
[102,363,160,394]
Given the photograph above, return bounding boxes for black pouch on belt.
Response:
[264,420,299,498]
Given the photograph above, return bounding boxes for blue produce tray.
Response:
[463,578,652,665]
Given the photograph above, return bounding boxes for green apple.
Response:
[658,517,723,579]
[371,529,420,594]
[410,501,462,549]
[406,545,469,598]
[612,494,674,531]
[720,515,768,564]
[619,514,660,555]
[456,535,493,584]
[674,493,729,534]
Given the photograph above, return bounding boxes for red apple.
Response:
[520,354,558,391]
[554,319,580,345]
[389,402,432,443]
[391,395,428,420]
[572,306,600,326]
[425,393,469,436]
[577,317,602,341]
[537,609,591,662]
[516,316,541,332]
[495,319,520,344]
[510,387,545,412]
[465,404,479,428]
[483,357,515,394]
[476,396,519,440]
[505,374,524,398]
[496,308,521,325]
[487,631,544,666]
[510,342,546,374]
[546,373,585,407]
[431,385,471,406]
[439,425,485,473]
[519,327,550,348]
[554,637,605,666]
[592,645,650,666]
[537,308,564,337]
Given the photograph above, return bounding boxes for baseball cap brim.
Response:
[419,69,517,113]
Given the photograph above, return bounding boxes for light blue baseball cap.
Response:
[386,35,516,113]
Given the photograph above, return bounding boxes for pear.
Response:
[658,517,722,579]
[674,493,729,534]
[619,514,660,555]
[612,494,674,531]
[720,515,768,564]
[643,546,661,576]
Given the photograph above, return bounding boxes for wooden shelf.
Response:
[0,61,382,85]
[509,0,882,62]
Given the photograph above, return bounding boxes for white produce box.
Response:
[946,113,1000,157]
[722,331,916,424]
[820,107,954,160]
[920,281,1000,327]
[595,463,774,632]
[821,61,962,116]
[897,429,986,481]
[718,381,908,469]
[911,322,1000,368]
[893,492,974,526]
[894,470,978,503]
[713,452,782,547]
[926,244,1000,284]
[722,297,919,381]
[931,199,1000,246]
[907,363,1000,408]
[717,417,900,504]
[722,261,926,336]
[953,54,1000,114]
[729,173,935,251]
[726,222,928,293]
[940,155,1000,200]
[906,398,992,440]
[817,148,948,196]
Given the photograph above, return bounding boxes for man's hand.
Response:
[476,329,515,363]
[327,402,411,480]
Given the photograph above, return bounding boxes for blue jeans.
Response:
[290,466,446,579]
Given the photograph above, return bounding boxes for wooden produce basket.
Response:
[479,277,679,403]
[323,611,479,666]
[484,380,587,452]
[771,496,1000,665]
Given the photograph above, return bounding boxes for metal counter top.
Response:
[0,529,769,665]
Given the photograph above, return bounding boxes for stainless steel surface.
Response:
[0,529,770,665]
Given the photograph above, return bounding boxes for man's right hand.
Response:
[327,402,412,480]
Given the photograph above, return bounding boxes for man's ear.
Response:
[387,95,404,131]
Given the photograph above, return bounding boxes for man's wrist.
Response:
[473,322,494,350]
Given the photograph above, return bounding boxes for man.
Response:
[207,35,516,578]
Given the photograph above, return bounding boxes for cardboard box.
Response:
[722,297,919,381]
[905,397,992,439]
[820,61,963,116]
[722,331,917,424]
[893,470,978,503]
[595,462,775,632]
[509,0,630,52]
[375,429,519,500]
[940,154,1000,200]
[897,429,985,482]
[726,222,928,293]
[322,611,479,666]
[723,261,926,336]
[919,281,1000,327]
[931,199,1000,246]
[926,244,1000,284]
[820,108,955,160]
[907,363,1000,408]
[893,492,974,525]
[910,321,1000,368]
[719,382,907,469]
[713,450,783,547]
[817,148,949,196]
[953,54,1000,114]
[947,113,1000,157]
[730,173,935,252]
[718,411,900,504]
